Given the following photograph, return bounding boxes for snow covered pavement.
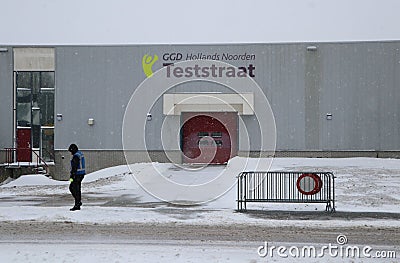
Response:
[0,157,399,262]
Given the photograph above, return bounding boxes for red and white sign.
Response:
[296,173,323,195]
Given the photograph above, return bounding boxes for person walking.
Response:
[68,143,86,211]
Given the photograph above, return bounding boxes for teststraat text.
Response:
[166,63,256,78]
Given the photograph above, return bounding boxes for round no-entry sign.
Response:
[296,173,323,195]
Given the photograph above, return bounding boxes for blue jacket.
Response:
[70,150,86,176]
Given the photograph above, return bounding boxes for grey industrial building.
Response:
[0,41,399,180]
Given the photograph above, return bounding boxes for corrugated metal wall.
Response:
[53,42,400,151]
[319,42,400,150]
[55,46,139,150]
[0,48,13,150]
[1,42,399,153]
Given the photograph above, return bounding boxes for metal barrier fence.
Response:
[237,171,335,212]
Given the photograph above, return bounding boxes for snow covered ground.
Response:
[1,157,399,226]
[0,157,399,262]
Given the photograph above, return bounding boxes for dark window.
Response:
[211,132,222,138]
[198,132,209,137]
[16,90,31,127]
[41,128,54,162]
[41,72,55,89]
[39,90,54,126]
[16,72,32,89]
[32,72,41,95]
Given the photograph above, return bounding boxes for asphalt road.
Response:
[0,220,399,247]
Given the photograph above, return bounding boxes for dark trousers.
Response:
[69,175,84,206]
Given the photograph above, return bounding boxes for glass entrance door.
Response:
[15,71,55,162]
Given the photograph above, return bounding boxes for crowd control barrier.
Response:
[237,171,335,212]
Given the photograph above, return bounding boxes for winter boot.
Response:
[70,206,81,211]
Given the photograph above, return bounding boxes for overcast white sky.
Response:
[1,0,399,45]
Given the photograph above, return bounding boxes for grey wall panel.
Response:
[304,45,321,150]
[51,42,400,152]
[257,44,306,150]
[320,42,400,151]
[0,48,13,148]
[379,42,400,150]
[55,46,142,150]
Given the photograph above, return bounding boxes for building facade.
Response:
[0,42,399,180]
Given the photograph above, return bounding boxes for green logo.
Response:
[142,54,159,78]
